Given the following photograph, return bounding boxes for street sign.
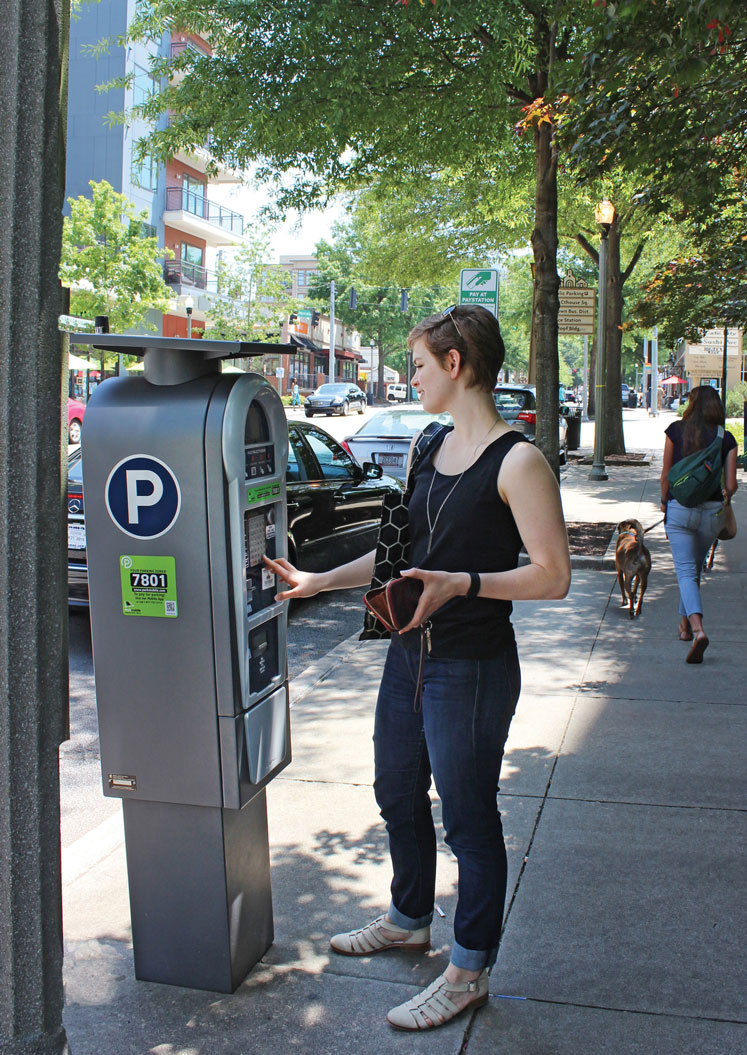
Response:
[558,276,595,335]
[459,269,499,317]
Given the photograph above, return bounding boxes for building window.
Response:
[295,269,318,288]
[131,152,158,192]
[181,243,203,266]
[132,64,157,107]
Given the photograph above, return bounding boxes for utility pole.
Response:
[329,279,336,383]
[1,1,71,1052]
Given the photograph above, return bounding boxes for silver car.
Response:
[493,384,568,463]
[343,405,452,481]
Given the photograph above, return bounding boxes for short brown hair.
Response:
[407,305,505,392]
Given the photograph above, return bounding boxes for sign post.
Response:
[459,269,500,317]
[558,276,595,336]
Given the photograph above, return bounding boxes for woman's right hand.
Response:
[263,555,322,601]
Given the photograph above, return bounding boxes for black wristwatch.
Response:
[466,572,481,600]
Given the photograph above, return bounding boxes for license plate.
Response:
[377,453,402,467]
[68,522,86,550]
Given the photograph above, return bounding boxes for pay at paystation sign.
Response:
[459,269,499,317]
[120,555,177,618]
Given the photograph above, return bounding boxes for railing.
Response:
[164,259,222,293]
[164,187,244,236]
[170,40,210,60]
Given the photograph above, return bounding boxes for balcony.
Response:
[163,186,245,246]
[164,258,221,295]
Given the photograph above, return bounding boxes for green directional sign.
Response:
[459,269,499,317]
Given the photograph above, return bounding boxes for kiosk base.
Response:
[122,792,273,992]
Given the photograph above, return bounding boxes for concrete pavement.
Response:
[61,412,747,1053]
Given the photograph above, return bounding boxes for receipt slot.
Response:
[76,334,292,992]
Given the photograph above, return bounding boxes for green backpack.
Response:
[667,426,724,508]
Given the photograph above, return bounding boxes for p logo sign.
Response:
[106,455,181,539]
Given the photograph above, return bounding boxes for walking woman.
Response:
[661,384,738,663]
[265,305,571,1030]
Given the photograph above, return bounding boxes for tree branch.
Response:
[576,232,599,267]
[622,242,645,285]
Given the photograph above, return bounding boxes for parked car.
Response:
[386,383,417,403]
[67,397,86,444]
[493,384,568,464]
[621,383,630,404]
[343,405,453,481]
[304,382,367,417]
[67,420,402,606]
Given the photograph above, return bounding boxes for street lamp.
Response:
[589,199,615,481]
[184,295,194,339]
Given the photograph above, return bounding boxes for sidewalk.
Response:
[61,427,747,1054]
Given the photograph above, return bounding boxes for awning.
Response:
[289,334,322,352]
[333,348,365,362]
[659,375,687,385]
[69,353,94,370]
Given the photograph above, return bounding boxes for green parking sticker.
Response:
[247,481,281,506]
[120,555,177,617]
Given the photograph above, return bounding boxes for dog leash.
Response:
[643,517,665,534]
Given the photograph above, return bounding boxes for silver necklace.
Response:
[425,418,500,554]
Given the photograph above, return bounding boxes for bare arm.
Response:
[398,443,571,632]
[264,549,375,602]
[724,446,738,499]
[661,436,675,509]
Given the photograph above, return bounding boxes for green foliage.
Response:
[725,384,747,420]
[309,213,454,378]
[60,179,172,332]
[206,234,299,343]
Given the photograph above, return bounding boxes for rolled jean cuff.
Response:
[450,939,497,972]
[387,900,433,931]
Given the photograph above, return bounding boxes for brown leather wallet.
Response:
[363,576,424,632]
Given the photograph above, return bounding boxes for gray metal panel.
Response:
[218,686,291,810]
[83,375,225,807]
[123,796,273,992]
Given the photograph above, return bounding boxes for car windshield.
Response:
[494,389,533,413]
[355,409,452,437]
[68,450,84,484]
[315,384,349,394]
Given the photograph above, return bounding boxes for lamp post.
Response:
[589,199,615,481]
[184,295,194,339]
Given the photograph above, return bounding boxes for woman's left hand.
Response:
[397,567,466,634]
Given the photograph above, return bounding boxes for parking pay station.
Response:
[76,333,292,992]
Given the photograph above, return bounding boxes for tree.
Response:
[60,179,173,332]
[206,235,299,347]
[128,0,595,475]
[309,218,450,394]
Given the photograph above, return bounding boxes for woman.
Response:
[660,384,738,663]
[265,305,571,1031]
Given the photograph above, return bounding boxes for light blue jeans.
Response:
[665,499,723,617]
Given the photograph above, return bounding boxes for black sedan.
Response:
[67,420,402,605]
[304,382,367,417]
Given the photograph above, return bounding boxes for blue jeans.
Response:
[665,499,723,617]
[373,640,521,971]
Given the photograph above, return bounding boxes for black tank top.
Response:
[397,427,527,659]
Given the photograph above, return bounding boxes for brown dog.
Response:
[615,519,652,619]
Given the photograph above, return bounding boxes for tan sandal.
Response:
[386,969,489,1031]
[329,915,430,956]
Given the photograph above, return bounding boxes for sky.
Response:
[214,180,347,260]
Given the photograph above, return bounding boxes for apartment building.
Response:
[278,255,365,390]
[66,1,244,338]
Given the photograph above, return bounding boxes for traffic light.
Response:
[311,310,320,327]
[288,313,298,323]
[400,289,409,312]
[349,287,358,310]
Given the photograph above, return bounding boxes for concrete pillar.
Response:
[0,1,71,1052]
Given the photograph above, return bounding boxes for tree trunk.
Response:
[604,219,625,454]
[530,105,560,476]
